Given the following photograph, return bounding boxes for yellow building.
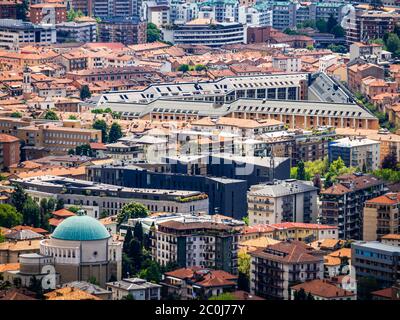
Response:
[363,193,400,241]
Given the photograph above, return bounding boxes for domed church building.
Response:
[39,215,122,287]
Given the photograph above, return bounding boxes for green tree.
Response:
[147,23,161,43]
[133,222,144,245]
[331,25,345,38]
[68,115,78,120]
[117,203,149,225]
[11,183,28,214]
[194,64,206,71]
[93,119,108,143]
[177,64,190,72]
[22,197,40,227]
[242,216,249,226]
[0,204,23,228]
[55,198,64,210]
[43,110,59,120]
[129,239,143,272]
[327,15,337,33]
[238,250,250,291]
[306,45,314,51]
[316,19,328,33]
[10,112,22,118]
[386,33,400,54]
[80,85,91,100]
[16,0,29,21]
[122,293,135,300]
[357,276,380,300]
[139,260,162,283]
[73,144,94,156]
[293,288,308,300]
[123,227,133,253]
[297,161,306,180]
[108,122,123,143]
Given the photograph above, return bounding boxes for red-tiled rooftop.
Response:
[52,209,76,218]
[366,193,400,205]
[291,279,355,298]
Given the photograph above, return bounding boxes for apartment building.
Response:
[86,162,248,219]
[241,222,338,243]
[381,234,400,247]
[347,63,385,93]
[345,10,398,44]
[16,123,101,155]
[290,279,356,300]
[247,179,319,226]
[250,241,324,300]
[320,173,387,240]
[164,19,245,48]
[349,42,384,62]
[98,17,147,45]
[106,278,161,300]
[153,220,239,274]
[328,137,381,171]
[0,134,20,171]
[0,0,20,19]
[97,73,310,105]
[161,267,237,300]
[13,175,209,218]
[0,19,56,51]
[272,55,302,73]
[56,21,97,43]
[352,241,400,288]
[363,193,400,241]
[29,3,67,25]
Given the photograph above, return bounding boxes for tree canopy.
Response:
[0,204,23,228]
[92,120,108,143]
[108,123,123,143]
[117,203,149,225]
[80,85,91,100]
[43,110,59,120]
[147,23,162,43]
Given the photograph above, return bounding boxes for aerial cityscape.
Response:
[0,0,400,304]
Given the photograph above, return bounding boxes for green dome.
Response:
[52,215,110,241]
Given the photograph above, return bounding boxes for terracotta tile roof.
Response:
[371,287,400,300]
[0,134,20,143]
[251,241,322,264]
[48,217,63,227]
[11,225,48,234]
[52,208,76,218]
[321,183,351,195]
[0,263,20,273]
[44,287,100,300]
[0,240,41,252]
[291,279,355,298]
[165,267,237,288]
[381,234,400,240]
[0,289,37,300]
[366,193,400,205]
[89,142,107,150]
[310,239,344,251]
[158,220,233,232]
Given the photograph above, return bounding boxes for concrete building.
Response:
[98,17,147,45]
[153,220,239,274]
[163,18,245,47]
[320,173,387,240]
[86,161,249,218]
[352,241,400,288]
[291,279,356,300]
[106,278,161,300]
[0,0,20,19]
[97,73,310,105]
[247,179,319,225]
[0,19,56,51]
[16,123,101,156]
[381,234,400,247]
[12,175,210,218]
[38,215,121,287]
[328,137,381,171]
[0,133,20,171]
[250,241,324,300]
[363,193,400,241]
[29,3,67,25]
[56,20,97,43]
[161,267,237,300]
